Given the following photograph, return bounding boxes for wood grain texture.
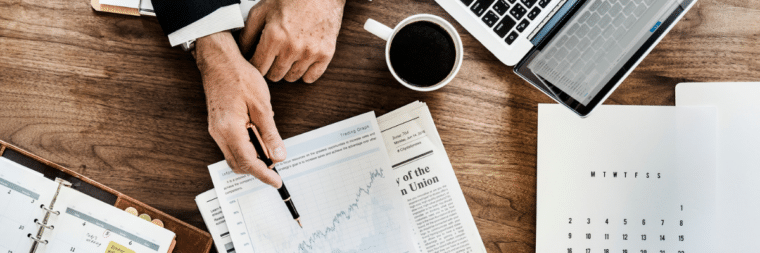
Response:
[0,0,758,252]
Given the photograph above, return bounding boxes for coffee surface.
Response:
[389,21,457,87]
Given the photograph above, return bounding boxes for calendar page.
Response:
[537,105,718,253]
[0,158,58,253]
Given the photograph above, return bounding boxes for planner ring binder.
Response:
[28,178,72,253]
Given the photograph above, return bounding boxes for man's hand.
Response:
[195,31,287,188]
[239,0,346,83]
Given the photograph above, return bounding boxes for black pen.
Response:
[247,125,302,228]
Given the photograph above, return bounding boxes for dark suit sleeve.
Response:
[153,0,243,46]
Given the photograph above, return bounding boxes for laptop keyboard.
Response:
[528,0,673,104]
[463,0,554,45]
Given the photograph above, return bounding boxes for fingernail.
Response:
[272,146,286,161]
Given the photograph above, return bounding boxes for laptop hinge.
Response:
[680,0,694,8]
[528,0,570,42]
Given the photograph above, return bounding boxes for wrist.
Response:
[195,31,243,74]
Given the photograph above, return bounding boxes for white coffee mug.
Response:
[364,14,463,92]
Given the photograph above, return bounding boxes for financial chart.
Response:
[211,113,417,253]
[236,150,411,253]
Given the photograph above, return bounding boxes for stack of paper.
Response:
[536,82,760,252]
[196,101,486,253]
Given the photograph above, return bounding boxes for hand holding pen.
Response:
[248,125,303,228]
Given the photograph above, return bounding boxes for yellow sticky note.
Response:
[105,241,135,253]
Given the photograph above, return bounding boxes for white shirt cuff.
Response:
[167,4,245,47]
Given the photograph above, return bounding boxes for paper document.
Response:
[377,101,486,253]
[209,112,417,253]
[537,104,717,253]
[196,190,235,253]
[0,158,175,253]
[676,82,760,251]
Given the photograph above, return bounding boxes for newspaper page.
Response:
[377,101,487,253]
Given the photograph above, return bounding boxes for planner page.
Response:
[0,157,58,253]
[676,82,760,251]
[537,104,718,253]
[209,112,418,253]
[35,184,175,253]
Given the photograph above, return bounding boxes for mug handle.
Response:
[364,19,393,41]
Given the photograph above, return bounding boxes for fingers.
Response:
[266,50,299,82]
[224,122,283,188]
[284,59,312,83]
[302,59,331,83]
[251,26,280,76]
[239,6,267,56]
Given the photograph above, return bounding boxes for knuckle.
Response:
[321,47,336,59]
[270,29,286,43]
[209,117,236,136]
[260,130,280,143]
[291,43,305,55]
[237,161,257,174]
[303,46,315,58]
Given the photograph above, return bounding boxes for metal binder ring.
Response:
[39,204,60,215]
[34,219,54,230]
[27,234,49,245]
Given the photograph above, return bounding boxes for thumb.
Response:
[251,110,287,164]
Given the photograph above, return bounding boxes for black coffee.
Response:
[389,21,457,87]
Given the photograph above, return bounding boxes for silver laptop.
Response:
[435,0,697,117]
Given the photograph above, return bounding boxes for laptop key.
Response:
[482,11,500,27]
[516,19,530,32]
[471,0,496,17]
[493,16,517,37]
[622,2,637,16]
[538,0,551,8]
[492,0,510,15]
[526,6,541,20]
[609,2,623,16]
[521,0,537,8]
[598,1,612,15]
[588,0,602,12]
[509,4,527,20]
[505,31,519,45]
[461,0,475,7]
[505,0,517,3]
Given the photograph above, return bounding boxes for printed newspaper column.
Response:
[377,102,487,253]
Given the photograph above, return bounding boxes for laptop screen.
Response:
[514,0,690,116]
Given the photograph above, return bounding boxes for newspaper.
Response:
[196,101,486,252]
[378,101,486,253]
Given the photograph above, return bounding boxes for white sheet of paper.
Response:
[195,189,235,253]
[209,112,417,253]
[537,104,717,253]
[676,82,760,251]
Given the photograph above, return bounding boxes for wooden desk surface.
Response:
[1,0,758,252]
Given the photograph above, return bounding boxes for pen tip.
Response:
[297,219,303,228]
